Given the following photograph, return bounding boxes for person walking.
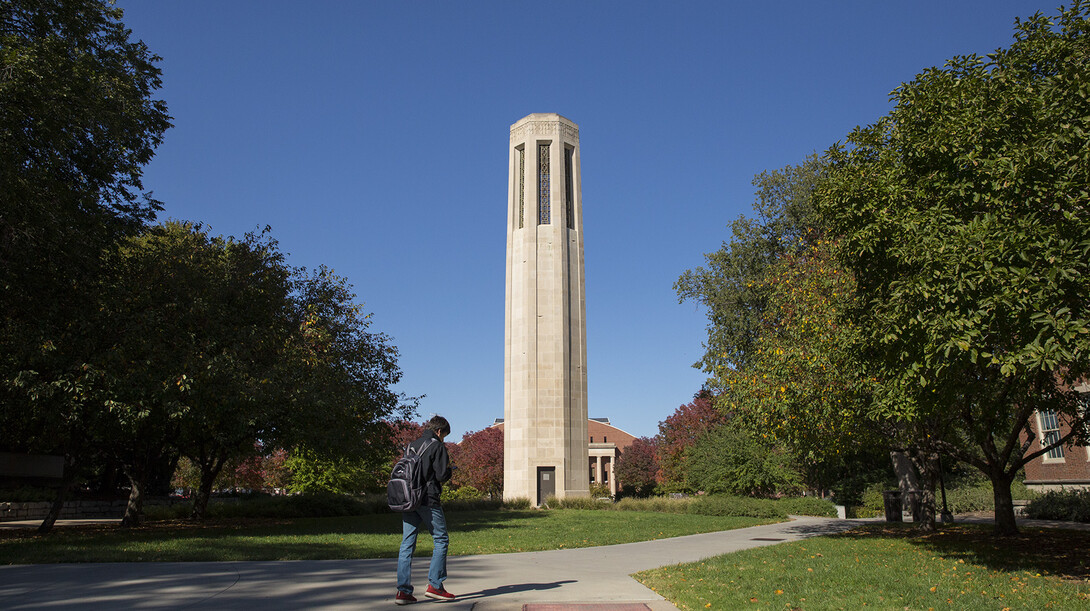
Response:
[395,415,456,605]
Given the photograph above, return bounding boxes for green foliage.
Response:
[0,487,58,502]
[687,495,787,519]
[501,497,532,510]
[441,485,482,502]
[142,502,190,521]
[776,496,837,518]
[589,483,612,499]
[205,493,375,519]
[615,496,692,513]
[283,447,382,495]
[544,495,603,510]
[816,4,1090,534]
[1024,489,1090,522]
[0,0,170,529]
[685,425,801,497]
[676,155,826,374]
[675,156,880,494]
[861,482,890,513]
[845,506,883,518]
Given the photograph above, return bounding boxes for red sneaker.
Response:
[424,585,456,602]
[394,590,417,605]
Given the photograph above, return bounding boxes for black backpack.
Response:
[387,438,435,512]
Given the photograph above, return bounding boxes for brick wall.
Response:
[1023,411,1090,489]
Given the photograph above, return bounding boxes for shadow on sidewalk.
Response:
[457,580,577,602]
[774,518,871,538]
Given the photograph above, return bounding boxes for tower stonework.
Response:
[504,113,589,505]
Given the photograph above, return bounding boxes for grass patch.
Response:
[634,523,1090,609]
[0,509,779,564]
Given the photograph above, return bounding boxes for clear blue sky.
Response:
[117,0,1049,442]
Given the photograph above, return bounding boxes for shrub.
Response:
[861,482,888,513]
[143,503,190,521]
[615,496,691,514]
[777,496,837,517]
[1024,489,1090,522]
[686,426,801,497]
[441,485,482,502]
[687,495,787,519]
[502,497,531,510]
[206,492,371,518]
[589,483,612,499]
[944,484,994,514]
[845,505,883,518]
[0,486,57,502]
[544,495,603,510]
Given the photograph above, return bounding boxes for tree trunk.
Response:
[991,471,1019,536]
[190,454,226,521]
[910,452,938,532]
[121,467,146,527]
[37,456,76,534]
[890,451,920,493]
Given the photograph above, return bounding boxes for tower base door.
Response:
[537,466,556,506]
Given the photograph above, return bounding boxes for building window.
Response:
[564,147,574,229]
[603,436,607,443]
[1039,410,1064,459]
[517,146,525,229]
[538,143,550,224]
[589,436,593,442]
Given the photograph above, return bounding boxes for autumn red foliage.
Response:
[615,436,660,497]
[451,426,504,498]
[656,391,726,490]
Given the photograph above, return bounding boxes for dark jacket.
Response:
[407,430,452,507]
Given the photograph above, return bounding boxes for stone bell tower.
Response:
[503,113,589,505]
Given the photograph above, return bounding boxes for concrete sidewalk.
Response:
[0,516,865,610]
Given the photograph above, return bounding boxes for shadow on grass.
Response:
[833,523,1090,582]
[0,509,553,563]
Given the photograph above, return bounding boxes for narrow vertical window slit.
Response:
[538,143,550,225]
[518,147,525,229]
[564,147,574,229]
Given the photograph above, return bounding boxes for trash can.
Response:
[882,490,903,522]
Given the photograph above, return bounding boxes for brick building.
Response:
[1023,385,1090,491]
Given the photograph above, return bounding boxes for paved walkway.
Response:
[2,514,1086,610]
[0,516,865,610]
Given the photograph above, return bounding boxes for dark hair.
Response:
[425,415,451,436]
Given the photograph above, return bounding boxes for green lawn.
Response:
[634,523,1090,610]
[0,509,777,564]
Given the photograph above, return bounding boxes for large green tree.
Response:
[104,222,304,521]
[95,222,296,524]
[0,0,169,532]
[275,267,415,495]
[676,158,886,501]
[676,155,825,374]
[819,3,1090,535]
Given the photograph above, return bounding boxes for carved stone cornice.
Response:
[510,119,579,144]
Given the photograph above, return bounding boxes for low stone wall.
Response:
[0,497,191,522]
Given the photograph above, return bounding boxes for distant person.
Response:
[395,415,456,604]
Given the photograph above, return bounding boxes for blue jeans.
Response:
[397,504,448,594]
